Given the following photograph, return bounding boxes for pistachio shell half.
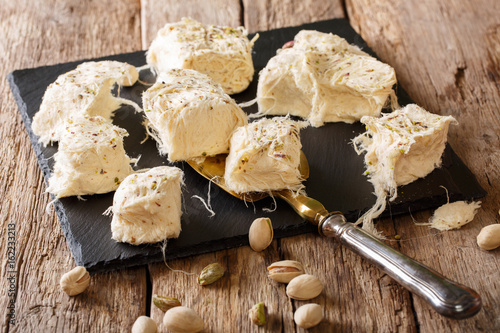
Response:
[163,306,204,333]
[294,303,323,328]
[267,260,305,283]
[131,315,157,333]
[249,217,273,252]
[60,266,90,296]
[286,274,323,300]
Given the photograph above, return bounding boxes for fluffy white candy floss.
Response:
[111,166,184,245]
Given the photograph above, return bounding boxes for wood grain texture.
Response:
[0,0,146,332]
[347,0,500,331]
[141,0,242,50]
[242,0,345,33]
[149,243,295,332]
[279,231,417,332]
[2,0,500,332]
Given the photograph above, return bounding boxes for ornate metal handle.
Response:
[319,213,482,319]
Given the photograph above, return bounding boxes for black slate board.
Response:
[8,19,486,273]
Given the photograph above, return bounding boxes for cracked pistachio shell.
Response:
[60,266,90,296]
[163,306,204,333]
[286,274,323,300]
[198,263,225,286]
[294,304,323,329]
[267,260,305,283]
[249,302,267,326]
[249,217,273,252]
[132,316,157,333]
[152,295,181,312]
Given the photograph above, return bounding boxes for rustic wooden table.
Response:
[1,0,499,332]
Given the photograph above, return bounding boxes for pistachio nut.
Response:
[60,266,90,296]
[198,263,225,286]
[163,306,204,333]
[282,40,294,49]
[267,260,305,283]
[131,315,157,333]
[249,217,273,252]
[248,302,267,326]
[286,274,323,300]
[152,294,181,312]
[294,303,323,329]
[477,224,500,250]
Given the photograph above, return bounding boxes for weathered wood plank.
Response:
[347,0,500,331]
[149,243,294,332]
[2,0,499,331]
[280,231,417,332]
[141,0,242,49]
[0,0,146,331]
[242,0,345,33]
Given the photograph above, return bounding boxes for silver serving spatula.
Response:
[187,153,481,319]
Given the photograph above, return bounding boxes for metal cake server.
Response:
[187,153,481,319]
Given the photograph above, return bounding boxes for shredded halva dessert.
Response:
[111,166,184,245]
[224,116,307,194]
[147,17,256,94]
[46,116,135,198]
[142,68,247,162]
[256,30,397,127]
[32,60,138,146]
[353,104,457,235]
[426,201,481,231]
